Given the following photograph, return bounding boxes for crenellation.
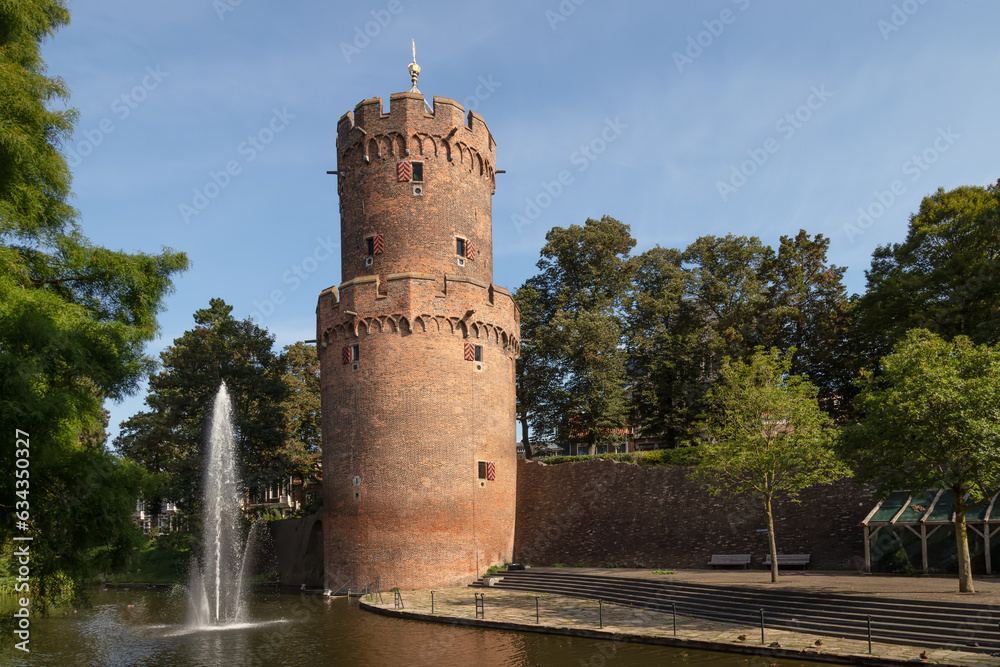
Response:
[388,91,426,123]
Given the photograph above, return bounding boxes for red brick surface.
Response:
[514,459,877,570]
[318,92,518,591]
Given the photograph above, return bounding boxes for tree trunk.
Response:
[954,492,975,593]
[765,494,779,583]
[520,413,533,460]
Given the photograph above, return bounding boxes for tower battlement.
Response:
[337,93,495,163]
[317,275,520,357]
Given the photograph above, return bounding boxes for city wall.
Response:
[513,459,877,570]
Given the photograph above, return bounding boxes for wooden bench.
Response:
[763,554,811,568]
[708,554,752,569]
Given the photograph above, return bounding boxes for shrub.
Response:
[541,447,702,467]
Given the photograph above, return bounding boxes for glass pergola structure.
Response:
[862,490,1000,574]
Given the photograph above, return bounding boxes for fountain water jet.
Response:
[186,382,249,627]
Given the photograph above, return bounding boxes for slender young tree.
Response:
[693,348,851,582]
[841,329,1000,593]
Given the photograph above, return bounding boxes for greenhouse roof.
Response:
[862,489,1000,526]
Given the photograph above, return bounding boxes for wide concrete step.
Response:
[491,571,997,620]
[500,575,995,628]
[481,570,1000,654]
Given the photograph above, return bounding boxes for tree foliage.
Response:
[0,0,187,610]
[515,216,635,455]
[115,299,288,519]
[278,342,321,479]
[626,231,852,445]
[626,246,705,444]
[692,347,850,581]
[855,181,1000,367]
[841,329,1000,592]
[517,221,855,452]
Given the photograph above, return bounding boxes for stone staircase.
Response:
[471,569,1000,654]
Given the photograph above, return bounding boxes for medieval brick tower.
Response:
[316,54,519,590]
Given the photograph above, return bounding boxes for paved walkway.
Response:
[547,567,1000,604]
[360,571,1000,666]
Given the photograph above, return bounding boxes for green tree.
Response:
[760,231,855,416]
[626,232,855,447]
[115,299,288,521]
[682,234,773,361]
[855,181,1000,367]
[0,0,187,609]
[514,279,561,459]
[693,348,850,582]
[279,342,321,479]
[841,329,1000,593]
[624,235,772,446]
[625,246,705,445]
[515,216,635,454]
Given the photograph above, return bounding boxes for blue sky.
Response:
[42,1,1000,440]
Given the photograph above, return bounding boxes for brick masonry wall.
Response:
[336,93,496,288]
[320,321,516,590]
[267,513,324,587]
[514,459,877,570]
[318,90,517,591]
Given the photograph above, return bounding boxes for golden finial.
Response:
[408,39,421,93]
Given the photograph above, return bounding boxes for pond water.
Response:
[1,590,828,666]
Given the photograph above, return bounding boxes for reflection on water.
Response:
[0,590,827,667]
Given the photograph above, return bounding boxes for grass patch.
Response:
[540,447,702,467]
[551,563,569,568]
[651,569,676,575]
[485,563,510,576]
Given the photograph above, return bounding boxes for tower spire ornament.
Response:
[408,39,421,93]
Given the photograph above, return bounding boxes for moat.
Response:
[3,589,825,666]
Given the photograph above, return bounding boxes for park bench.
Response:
[763,554,811,568]
[708,554,752,569]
